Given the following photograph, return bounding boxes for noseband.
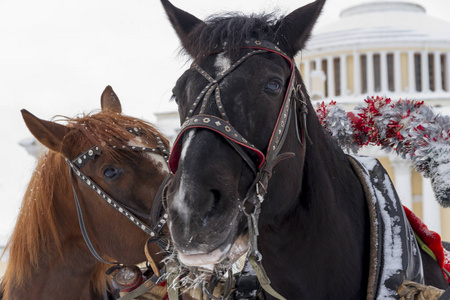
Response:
[66,130,170,266]
[169,39,307,208]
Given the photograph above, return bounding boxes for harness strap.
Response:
[68,166,117,265]
[248,256,287,300]
[249,96,297,201]
[244,203,286,300]
[167,268,181,300]
[151,174,172,229]
[145,237,161,277]
[117,266,168,300]
[117,279,158,300]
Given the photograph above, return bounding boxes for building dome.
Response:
[308,1,450,52]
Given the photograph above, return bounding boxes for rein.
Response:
[66,131,170,267]
[168,39,309,300]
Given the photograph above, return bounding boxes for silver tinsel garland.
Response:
[316,96,450,207]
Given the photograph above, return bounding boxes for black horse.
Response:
[160,0,449,298]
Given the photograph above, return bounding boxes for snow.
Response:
[353,155,409,298]
[375,173,403,298]
[355,155,378,172]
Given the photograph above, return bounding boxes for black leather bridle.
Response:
[169,39,307,211]
[66,129,170,265]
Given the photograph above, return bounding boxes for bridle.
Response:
[65,128,170,268]
[167,39,309,300]
[169,38,308,211]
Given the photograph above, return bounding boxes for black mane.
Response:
[187,13,286,58]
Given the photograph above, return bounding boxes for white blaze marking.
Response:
[180,130,195,163]
[214,53,231,74]
[127,137,169,173]
[173,130,196,223]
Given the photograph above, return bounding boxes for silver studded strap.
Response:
[67,159,165,238]
[66,139,170,265]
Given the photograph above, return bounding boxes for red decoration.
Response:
[403,205,450,282]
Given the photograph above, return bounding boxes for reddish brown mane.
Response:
[3,150,68,292]
[2,109,169,295]
[62,110,168,160]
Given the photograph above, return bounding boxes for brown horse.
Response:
[1,86,170,300]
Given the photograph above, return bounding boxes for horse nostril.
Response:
[200,189,222,226]
[210,189,221,207]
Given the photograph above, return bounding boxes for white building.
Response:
[298,1,450,239]
[301,1,450,104]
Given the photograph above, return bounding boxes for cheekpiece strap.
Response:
[66,158,167,238]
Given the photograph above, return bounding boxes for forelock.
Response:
[186,12,286,59]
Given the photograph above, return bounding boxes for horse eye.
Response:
[265,81,281,93]
[103,166,121,180]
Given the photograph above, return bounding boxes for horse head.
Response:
[161,0,325,267]
[20,86,170,265]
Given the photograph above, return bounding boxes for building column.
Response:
[408,51,415,92]
[394,51,402,93]
[367,52,374,95]
[434,52,442,92]
[340,54,347,96]
[390,158,413,209]
[422,177,441,234]
[304,60,311,92]
[353,51,361,96]
[380,51,388,93]
[447,53,450,92]
[315,58,321,71]
[327,56,335,98]
[421,50,430,92]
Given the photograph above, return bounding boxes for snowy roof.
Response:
[305,1,450,52]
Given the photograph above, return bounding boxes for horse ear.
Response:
[160,0,205,57]
[21,109,71,154]
[101,85,122,113]
[277,0,325,57]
